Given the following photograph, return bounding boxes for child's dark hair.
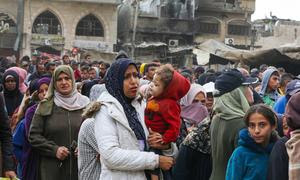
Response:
[244,104,278,127]
[155,64,174,88]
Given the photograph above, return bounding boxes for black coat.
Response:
[267,136,289,180]
[173,145,212,180]
[0,93,15,171]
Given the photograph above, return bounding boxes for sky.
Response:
[252,0,300,21]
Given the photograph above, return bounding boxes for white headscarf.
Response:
[50,65,90,111]
[180,83,206,107]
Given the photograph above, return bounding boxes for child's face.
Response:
[149,74,164,98]
[268,74,280,91]
[248,113,275,147]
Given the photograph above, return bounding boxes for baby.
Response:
[145,64,190,180]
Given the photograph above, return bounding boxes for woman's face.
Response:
[248,113,275,147]
[123,65,139,99]
[193,92,206,104]
[56,72,73,95]
[38,83,49,101]
[5,77,17,91]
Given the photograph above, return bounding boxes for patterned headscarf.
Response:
[105,58,146,143]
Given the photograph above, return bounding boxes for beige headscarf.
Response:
[36,65,89,116]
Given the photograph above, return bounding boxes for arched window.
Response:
[32,11,62,35]
[76,14,104,37]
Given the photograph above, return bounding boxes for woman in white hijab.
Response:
[29,65,89,180]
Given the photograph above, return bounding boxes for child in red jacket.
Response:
[145,64,190,180]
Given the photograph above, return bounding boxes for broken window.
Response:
[32,11,61,35]
[199,22,219,34]
[76,14,104,37]
[228,24,250,36]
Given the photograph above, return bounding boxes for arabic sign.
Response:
[0,12,16,33]
[31,34,65,46]
[73,39,112,52]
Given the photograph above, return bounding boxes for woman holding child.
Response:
[94,58,178,180]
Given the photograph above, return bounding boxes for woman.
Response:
[210,69,255,180]
[13,77,50,179]
[23,77,51,180]
[180,83,207,129]
[7,67,28,94]
[94,58,175,180]
[176,84,208,147]
[29,65,90,180]
[78,84,106,180]
[2,70,24,118]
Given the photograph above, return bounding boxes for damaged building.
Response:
[118,0,196,66]
[194,0,255,49]
[118,0,256,66]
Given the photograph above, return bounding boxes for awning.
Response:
[169,45,194,53]
[123,41,167,48]
[193,39,300,75]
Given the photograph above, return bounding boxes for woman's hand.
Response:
[159,156,174,171]
[56,146,70,160]
[147,129,170,150]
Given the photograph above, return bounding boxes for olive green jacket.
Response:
[29,104,83,180]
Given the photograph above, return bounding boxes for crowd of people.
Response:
[0,53,299,180]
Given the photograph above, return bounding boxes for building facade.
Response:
[253,17,300,50]
[118,0,196,66]
[0,0,18,57]
[118,0,256,66]
[1,0,121,62]
[194,0,256,49]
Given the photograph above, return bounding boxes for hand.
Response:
[148,129,170,150]
[159,156,174,171]
[4,170,17,179]
[56,146,70,160]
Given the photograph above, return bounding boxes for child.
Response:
[226,104,278,180]
[145,64,190,180]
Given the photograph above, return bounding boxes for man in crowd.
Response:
[99,62,110,79]
[80,66,90,82]
[62,55,70,65]
[259,68,280,107]
[28,57,46,82]
[144,63,159,81]
[44,62,56,76]
[71,60,81,82]
[88,67,98,80]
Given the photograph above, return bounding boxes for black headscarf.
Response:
[105,58,146,143]
[3,70,23,116]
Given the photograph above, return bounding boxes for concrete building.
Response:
[0,0,18,57]
[118,0,196,66]
[253,17,300,50]
[194,0,256,49]
[118,0,256,66]
[0,0,121,62]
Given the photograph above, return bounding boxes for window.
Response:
[228,24,250,36]
[32,11,61,35]
[199,22,219,34]
[76,14,104,37]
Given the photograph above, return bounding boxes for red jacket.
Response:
[145,71,190,144]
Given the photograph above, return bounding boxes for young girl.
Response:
[226,104,278,180]
[145,64,190,180]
